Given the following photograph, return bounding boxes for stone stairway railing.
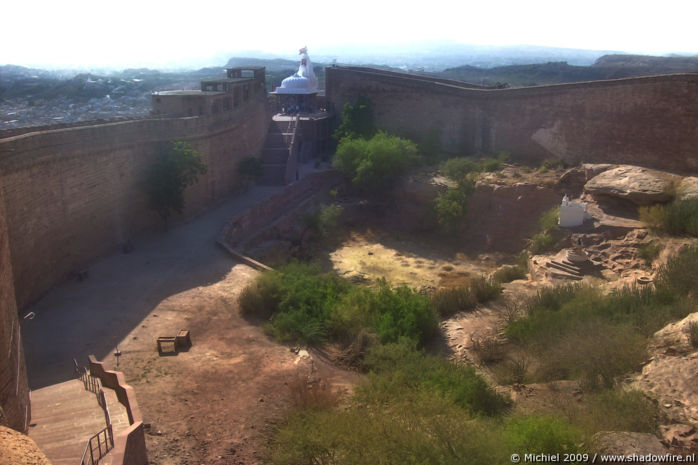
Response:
[74,359,114,465]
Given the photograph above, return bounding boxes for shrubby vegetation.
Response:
[333,96,376,141]
[528,207,559,254]
[302,203,343,239]
[145,140,207,228]
[431,277,502,317]
[333,132,421,193]
[506,246,698,389]
[440,153,507,183]
[639,198,698,237]
[434,180,474,230]
[239,263,438,346]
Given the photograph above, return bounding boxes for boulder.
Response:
[584,165,680,205]
[677,177,698,201]
[583,163,616,180]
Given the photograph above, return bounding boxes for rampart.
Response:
[0,98,269,308]
[326,67,698,173]
[88,355,147,465]
[0,189,30,433]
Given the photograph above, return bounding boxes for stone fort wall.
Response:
[326,67,698,173]
[0,101,269,309]
[0,189,30,432]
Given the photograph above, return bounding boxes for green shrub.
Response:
[529,232,555,254]
[434,182,473,230]
[362,341,511,416]
[493,264,527,283]
[470,276,502,302]
[440,157,478,182]
[505,416,583,455]
[431,286,476,317]
[639,199,698,236]
[333,96,375,140]
[654,245,698,297]
[333,132,421,192]
[266,396,507,465]
[539,206,560,232]
[480,157,501,172]
[579,390,658,434]
[303,203,343,238]
[331,280,438,345]
[663,199,698,236]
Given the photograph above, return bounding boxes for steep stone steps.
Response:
[548,260,583,276]
[259,118,298,185]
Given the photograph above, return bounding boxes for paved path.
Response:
[28,379,130,465]
[22,185,282,389]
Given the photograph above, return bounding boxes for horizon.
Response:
[2,0,698,70]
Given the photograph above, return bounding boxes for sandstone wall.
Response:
[0,101,269,308]
[326,67,698,172]
[0,190,30,433]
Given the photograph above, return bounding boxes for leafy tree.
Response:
[434,180,474,230]
[145,141,207,228]
[333,96,376,140]
[333,132,421,193]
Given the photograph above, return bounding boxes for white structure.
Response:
[275,46,318,94]
[559,195,590,227]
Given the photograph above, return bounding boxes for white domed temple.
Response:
[259,47,333,184]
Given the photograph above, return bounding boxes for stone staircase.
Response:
[259,119,296,185]
[540,250,604,281]
[28,378,129,465]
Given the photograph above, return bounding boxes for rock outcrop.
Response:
[584,166,680,205]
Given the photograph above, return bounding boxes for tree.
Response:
[145,141,207,228]
[332,132,421,193]
[333,96,376,141]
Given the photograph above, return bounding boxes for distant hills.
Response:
[434,54,698,87]
[2,52,697,130]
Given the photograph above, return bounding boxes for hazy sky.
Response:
[3,0,697,69]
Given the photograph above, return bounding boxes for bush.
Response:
[505,416,583,455]
[238,263,348,344]
[470,276,502,302]
[362,341,511,416]
[145,140,207,227]
[333,132,421,193]
[330,280,439,346]
[639,199,698,236]
[529,233,555,254]
[431,286,476,317]
[434,182,474,230]
[440,157,478,182]
[471,336,504,365]
[493,264,527,283]
[578,390,658,434]
[654,245,698,297]
[333,96,375,140]
[266,397,506,465]
[303,203,343,238]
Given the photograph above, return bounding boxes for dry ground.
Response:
[110,264,359,465]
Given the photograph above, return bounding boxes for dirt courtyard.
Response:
[114,263,358,465]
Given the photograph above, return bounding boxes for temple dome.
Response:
[275,47,318,94]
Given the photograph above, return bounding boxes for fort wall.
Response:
[326,67,698,172]
[0,189,30,433]
[0,100,269,308]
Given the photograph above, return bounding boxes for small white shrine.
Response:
[272,47,320,113]
[559,195,590,227]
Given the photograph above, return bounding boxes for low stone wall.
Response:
[88,355,147,465]
[220,170,341,248]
